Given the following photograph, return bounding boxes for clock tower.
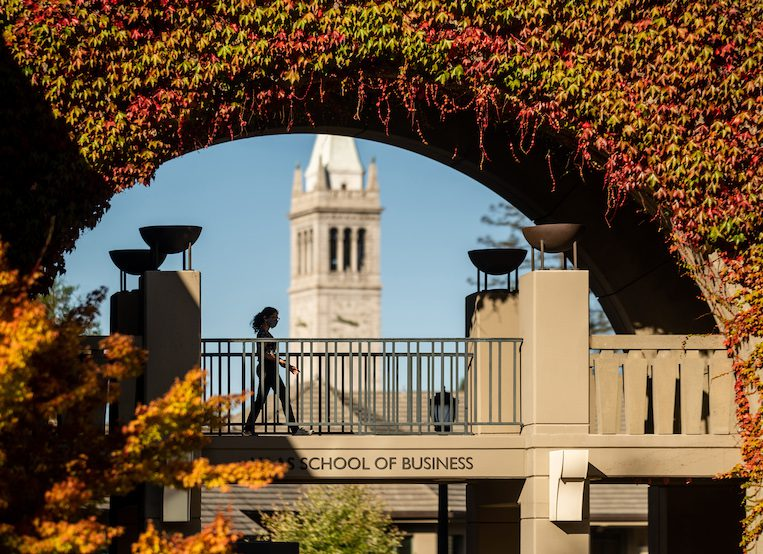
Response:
[288,135,382,339]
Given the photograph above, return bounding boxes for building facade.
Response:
[288,134,382,339]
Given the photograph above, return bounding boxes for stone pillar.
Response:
[307,228,313,273]
[518,270,590,554]
[297,231,303,275]
[466,480,522,554]
[109,289,143,423]
[465,290,521,433]
[143,270,202,536]
[519,475,590,554]
[350,228,358,273]
[337,229,345,273]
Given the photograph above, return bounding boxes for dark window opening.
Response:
[343,228,352,271]
[329,228,338,271]
[357,228,366,272]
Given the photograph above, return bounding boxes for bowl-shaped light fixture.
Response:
[139,225,202,255]
[468,248,527,275]
[468,248,528,292]
[521,224,583,253]
[109,249,167,275]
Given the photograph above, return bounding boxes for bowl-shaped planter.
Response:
[521,224,583,253]
[139,225,202,255]
[109,249,167,275]
[468,248,527,275]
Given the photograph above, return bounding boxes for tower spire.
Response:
[315,157,329,190]
[366,157,379,192]
[304,134,364,192]
[292,164,303,195]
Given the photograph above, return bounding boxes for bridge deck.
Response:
[203,432,740,483]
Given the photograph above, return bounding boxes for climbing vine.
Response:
[0,0,761,547]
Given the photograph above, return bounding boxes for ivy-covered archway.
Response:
[1,0,761,545]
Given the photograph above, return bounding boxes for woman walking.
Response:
[244,307,311,436]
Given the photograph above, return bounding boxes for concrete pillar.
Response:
[518,270,591,554]
[519,270,589,432]
[466,480,522,554]
[144,271,201,401]
[519,475,590,554]
[465,290,521,433]
[143,270,202,536]
[109,289,143,423]
[110,289,143,337]
[109,289,144,554]
[411,533,437,554]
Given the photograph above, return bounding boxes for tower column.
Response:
[308,228,313,273]
[300,230,307,276]
[337,227,345,273]
[296,231,302,275]
[350,227,358,273]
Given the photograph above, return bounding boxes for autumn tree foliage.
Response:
[0,0,761,546]
[260,485,404,554]
[0,246,286,553]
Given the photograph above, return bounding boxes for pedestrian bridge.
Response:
[201,334,740,483]
[102,268,745,553]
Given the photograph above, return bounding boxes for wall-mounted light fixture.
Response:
[549,449,589,521]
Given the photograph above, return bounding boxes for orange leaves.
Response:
[21,517,122,554]
[100,334,146,383]
[177,458,287,491]
[43,477,95,519]
[0,249,285,551]
[106,367,286,496]
[132,515,240,554]
[0,247,57,433]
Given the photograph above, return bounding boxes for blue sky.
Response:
[62,134,508,338]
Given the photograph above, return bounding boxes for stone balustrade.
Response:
[589,335,734,435]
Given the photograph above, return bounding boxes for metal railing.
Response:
[201,338,522,435]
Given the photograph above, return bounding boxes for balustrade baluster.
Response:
[680,350,706,434]
[709,350,734,435]
[623,351,648,435]
[594,350,623,434]
[653,350,679,434]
